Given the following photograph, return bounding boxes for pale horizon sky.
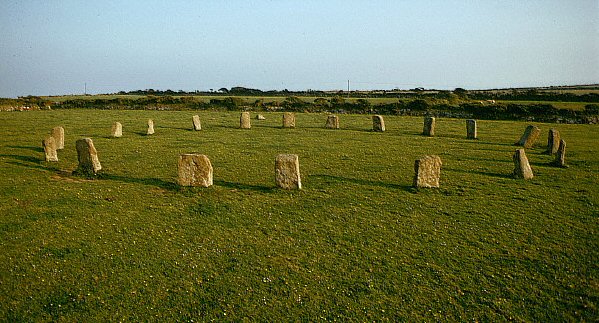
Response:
[1,0,598,98]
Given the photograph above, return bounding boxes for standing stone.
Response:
[240,112,251,129]
[178,154,213,187]
[372,115,385,132]
[42,136,58,162]
[192,115,202,131]
[466,119,477,139]
[51,126,64,149]
[76,138,102,174]
[515,125,540,148]
[552,139,567,167]
[423,117,436,136]
[275,154,301,189]
[544,128,560,154]
[413,155,442,188]
[325,115,339,129]
[111,122,122,138]
[282,112,296,128]
[512,149,533,179]
[147,119,155,135]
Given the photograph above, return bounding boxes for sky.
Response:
[0,0,597,97]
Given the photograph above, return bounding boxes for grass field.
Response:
[0,110,597,321]
[495,100,590,111]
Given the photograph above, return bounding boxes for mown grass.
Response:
[0,110,597,321]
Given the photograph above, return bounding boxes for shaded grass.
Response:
[0,110,597,321]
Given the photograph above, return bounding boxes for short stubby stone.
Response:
[275,154,301,189]
[282,112,296,128]
[413,155,442,188]
[515,125,540,148]
[178,154,213,187]
[192,115,202,131]
[76,138,102,174]
[257,114,266,120]
[111,122,123,138]
[544,128,560,154]
[372,115,385,132]
[42,136,58,162]
[147,119,155,135]
[423,117,436,136]
[513,149,533,179]
[466,119,477,139]
[51,126,65,149]
[325,115,339,129]
[240,112,251,129]
[552,139,567,167]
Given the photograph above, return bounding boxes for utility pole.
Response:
[347,80,350,99]
[84,83,87,95]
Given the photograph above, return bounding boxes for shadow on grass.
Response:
[98,173,179,191]
[309,174,414,192]
[445,167,512,179]
[7,145,44,152]
[213,180,274,192]
[1,154,41,163]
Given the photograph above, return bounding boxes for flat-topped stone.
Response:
[51,126,64,149]
[466,119,477,139]
[42,136,58,162]
[413,155,442,188]
[111,122,122,138]
[423,117,435,136]
[282,112,296,128]
[325,115,339,129]
[275,154,301,189]
[240,112,251,129]
[178,154,213,187]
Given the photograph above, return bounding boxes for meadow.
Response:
[0,110,597,321]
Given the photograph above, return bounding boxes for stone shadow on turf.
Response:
[98,173,179,191]
[213,180,274,192]
[309,174,414,192]
[1,154,41,163]
[7,145,44,152]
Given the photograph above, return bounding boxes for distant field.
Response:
[496,100,589,111]
[1,110,597,321]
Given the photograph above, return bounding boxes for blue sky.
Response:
[0,0,597,97]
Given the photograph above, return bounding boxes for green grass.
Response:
[496,100,590,111]
[0,110,597,321]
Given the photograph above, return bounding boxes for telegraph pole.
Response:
[347,80,350,98]
[84,83,87,95]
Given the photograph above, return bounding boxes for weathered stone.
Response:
[192,115,201,131]
[372,115,385,132]
[423,117,435,136]
[42,136,58,162]
[76,138,102,174]
[51,126,64,149]
[282,112,296,128]
[178,154,213,187]
[256,114,266,120]
[275,154,301,189]
[552,139,567,167]
[413,155,442,188]
[325,115,339,129]
[512,149,533,179]
[147,119,155,135]
[240,112,251,129]
[111,122,122,137]
[515,125,540,148]
[466,119,477,139]
[544,128,560,154]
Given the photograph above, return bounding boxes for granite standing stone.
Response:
[413,155,442,188]
[147,119,155,135]
[111,122,122,138]
[178,154,213,187]
[512,149,533,179]
[76,138,102,174]
[552,139,567,167]
[515,125,540,148]
[240,112,251,129]
[325,115,340,129]
[423,117,435,136]
[275,154,301,189]
[544,128,560,154]
[466,119,477,139]
[372,115,385,132]
[282,112,296,128]
[192,115,202,131]
[51,126,65,149]
[42,136,58,162]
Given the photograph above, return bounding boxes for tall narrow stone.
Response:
[42,136,58,162]
[466,119,477,139]
[275,154,301,189]
[413,155,442,188]
[372,115,385,132]
[111,122,122,138]
[544,128,560,154]
[282,112,296,128]
[240,112,251,129]
[177,154,213,187]
[423,117,435,136]
[147,119,155,135]
[515,125,540,148]
[76,138,102,174]
[512,149,533,179]
[552,139,567,167]
[51,126,64,149]
[325,115,339,129]
[192,115,201,131]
